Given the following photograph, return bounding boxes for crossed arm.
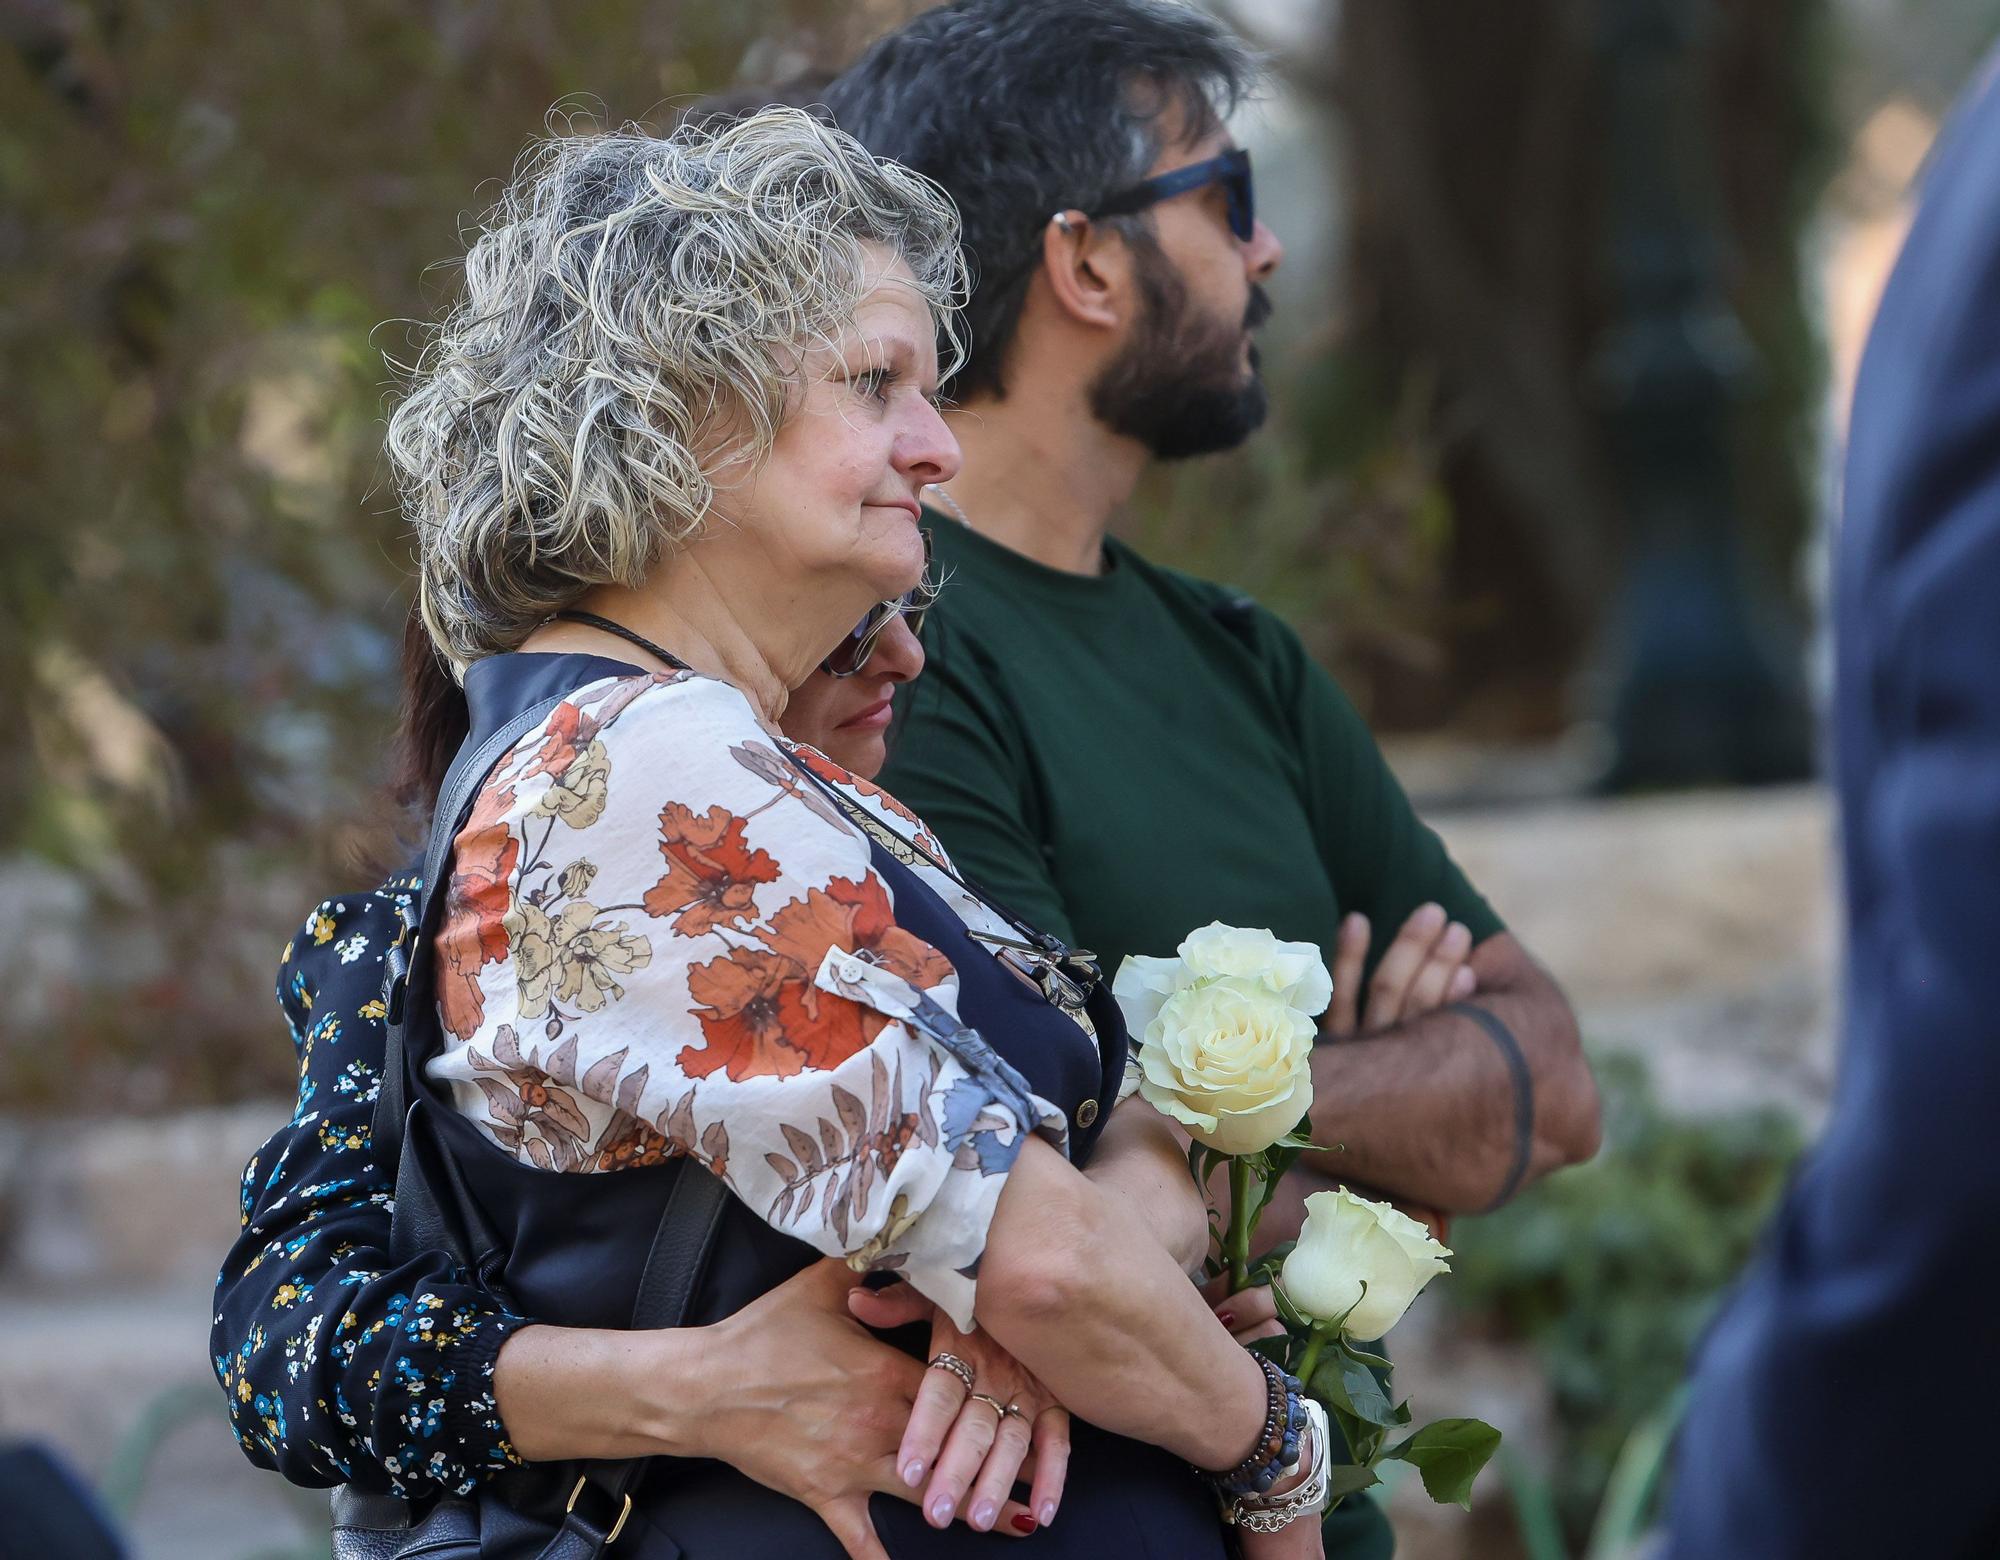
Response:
[1253,921,1598,1252]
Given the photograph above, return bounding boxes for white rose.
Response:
[1280,1188,1452,1341]
[1112,925,1333,1039]
[1111,952,1189,1039]
[1177,923,1334,1018]
[1133,976,1315,1155]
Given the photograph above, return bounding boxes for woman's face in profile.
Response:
[780,611,925,779]
[708,246,959,648]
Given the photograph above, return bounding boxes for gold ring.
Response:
[928,1352,976,1392]
[969,1392,1027,1421]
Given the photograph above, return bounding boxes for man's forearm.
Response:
[1300,933,1599,1212]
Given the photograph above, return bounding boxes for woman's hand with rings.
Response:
[848,1279,1069,1536]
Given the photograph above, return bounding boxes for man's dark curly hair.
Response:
[824,0,1259,401]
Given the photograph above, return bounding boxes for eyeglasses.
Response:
[822,541,939,679]
[822,580,937,678]
[1091,146,1256,243]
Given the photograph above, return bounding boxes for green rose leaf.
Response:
[1252,1142,1304,1210]
[1324,1401,1369,1463]
[1311,1340,1398,1428]
[1319,1400,1385,1470]
[1384,1418,1503,1510]
[1325,1464,1381,1502]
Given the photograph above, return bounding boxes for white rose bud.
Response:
[1281,1188,1452,1342]
[1132,976,1315,1155]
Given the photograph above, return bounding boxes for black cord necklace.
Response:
[551,609,691,672]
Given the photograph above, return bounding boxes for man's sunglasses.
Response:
[1091,146,1256,243]
[985,147,1257,297]
[822,553,939,679]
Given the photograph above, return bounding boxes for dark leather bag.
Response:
[330,694,728,1560]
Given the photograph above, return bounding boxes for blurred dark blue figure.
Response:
[0,1444,124,1559]
[1665,54,2000,1560]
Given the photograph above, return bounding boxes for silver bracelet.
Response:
[1228,1398,1333,1533]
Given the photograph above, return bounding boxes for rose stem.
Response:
[1295,1321,1334,1385]
[1227,1156,1254,1293]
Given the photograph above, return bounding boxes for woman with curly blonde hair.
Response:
[359,106,1329,1559]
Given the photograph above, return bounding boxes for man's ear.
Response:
[1035,213,1135,333]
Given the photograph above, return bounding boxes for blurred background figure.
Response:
[1663,47,2000,1560]
[1,2,1995,1556]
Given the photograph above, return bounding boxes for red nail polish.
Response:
[1217,1311,1236,1328]
[1011,1514,1038,1534]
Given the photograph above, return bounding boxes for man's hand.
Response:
[1324,904,1477,1040]
[1308,905,1483,1245]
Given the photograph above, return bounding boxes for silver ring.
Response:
[928,1353,975,1392]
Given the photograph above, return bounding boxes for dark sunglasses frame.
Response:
[985,147,1258,299]
[1091,146,1255,243]
[822,539,939,679]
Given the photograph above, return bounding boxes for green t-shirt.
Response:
[883,519,1503,1560]
[884,516,1503,983]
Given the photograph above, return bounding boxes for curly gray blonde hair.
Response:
[386,106,966,669]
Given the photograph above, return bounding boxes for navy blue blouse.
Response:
[211,870,529,1495]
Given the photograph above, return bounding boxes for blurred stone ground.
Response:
[1426,779,1838,1129]
[0,1103,323,1558]
[0,779,1836,1559]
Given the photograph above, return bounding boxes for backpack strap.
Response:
[552,1160,730,1554]
[372,692,567,1172]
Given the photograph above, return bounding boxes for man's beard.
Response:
[1089,249,1271,461]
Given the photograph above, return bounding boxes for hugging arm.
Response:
[212,883,531,1496]
[1080,1092,1212,1272]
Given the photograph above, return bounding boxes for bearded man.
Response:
[827,6,1601,1553]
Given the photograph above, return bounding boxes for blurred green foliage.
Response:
[0,0,912,1106]
[1324,0,1835,733]
[1446,1052,1803,1540]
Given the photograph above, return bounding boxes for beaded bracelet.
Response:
[1212,1355,1309,1497]
[1230,1398,1332,1532]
